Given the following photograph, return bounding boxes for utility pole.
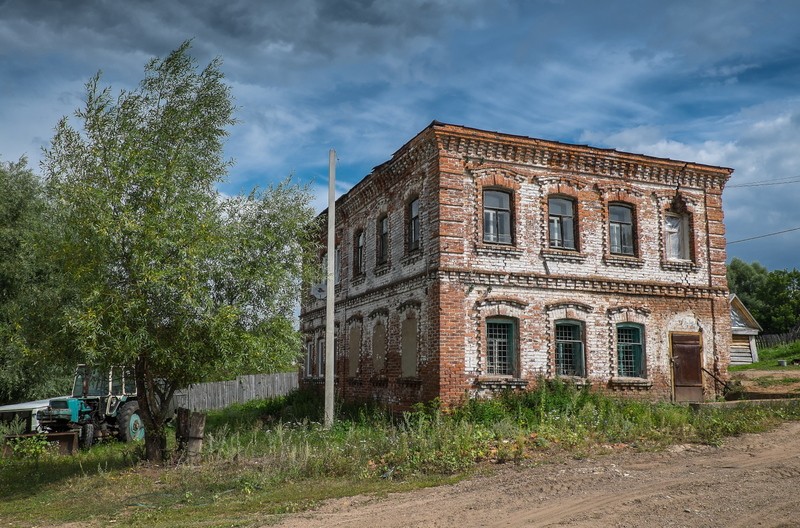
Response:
[324,149,336,429]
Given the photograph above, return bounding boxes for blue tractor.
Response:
[37,365,144,448]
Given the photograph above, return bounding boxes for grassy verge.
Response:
[730,341,800,371]
[3,381,800,527]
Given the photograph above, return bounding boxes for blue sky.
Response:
[1,0,799,270]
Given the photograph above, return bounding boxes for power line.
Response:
[728,177,800,188]
[728,226,800,244]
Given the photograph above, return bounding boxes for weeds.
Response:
[3,382,800,527]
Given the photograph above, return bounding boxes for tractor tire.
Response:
[81,423,94,449]
[117,401,145,442]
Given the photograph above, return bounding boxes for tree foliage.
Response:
[727,257,800,334]
[42,41,317,461]
[0,158,73,405]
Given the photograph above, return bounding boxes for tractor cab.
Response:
[36,364,142,449]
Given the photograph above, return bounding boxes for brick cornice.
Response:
[432,123,733,190]
[440,269,728,300]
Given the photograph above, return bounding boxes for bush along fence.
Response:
[173,372,298,412]
[756,324,800,350]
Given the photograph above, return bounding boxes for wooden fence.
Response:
[173,372,298,412]
[756,326,800,350]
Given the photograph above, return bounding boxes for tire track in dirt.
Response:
[271,422,800,528]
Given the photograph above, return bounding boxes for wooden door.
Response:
[671,333,703,402]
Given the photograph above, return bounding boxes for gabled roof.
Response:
[730,293,763,333]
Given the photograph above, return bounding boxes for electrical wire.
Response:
[728,226,800,244]
[728,176,800,188]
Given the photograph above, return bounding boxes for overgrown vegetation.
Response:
[3,383,800,526]
[730,340,800,371]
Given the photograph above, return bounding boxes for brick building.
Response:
[299,122,733,408]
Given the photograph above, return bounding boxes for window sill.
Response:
[397,376,422,388]
[604,255,644,268]
[401,251,423,266]
[541,249,587,264]
[660,260,698,273]
[346,377,363,386]
[555,375,589,386]
[609,377,653,389]
[476,244,524,259]
[374,262,391,276]
[475,377,529,390]
[351,275,365,287]
[371,375,388,387]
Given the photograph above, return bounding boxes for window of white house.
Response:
[377,215,389,264]
[401,316,418,377]
[617,324,645,378]
[609,204,635,256]
[408,198,420,252]
[483,190,512,244]
[348,325,361,377]
[665,213,690,260]
[486,318,516,375]
[353,230,365,277]
[372,322,387,372]
[555,320,585,376]
[316,339,325,377]
[548,197,577,250]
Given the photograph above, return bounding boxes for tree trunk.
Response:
[176,407,206,463]
[136,353,168,463]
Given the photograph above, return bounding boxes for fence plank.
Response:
[175,372,298,412]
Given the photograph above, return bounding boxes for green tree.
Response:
[727,257,800,334]
[0,158,72,405]
[42,42,317,462]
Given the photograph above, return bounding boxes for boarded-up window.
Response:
[401,317,418,377]
[372,322,387,372]
[348,325,361,377]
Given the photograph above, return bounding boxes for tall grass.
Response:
[196,380,800,486]
[3,382,800,526]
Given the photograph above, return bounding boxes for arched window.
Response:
[353,229,365,277]
[372,322,387,372]
[401,316,418,377]
[548,196,577,250]
[483,190,512,244]
[665,213,691,260]
[407,198,420,252]
[617,323,645,377]
[316,338,325,378]
[486,318,517,375]
[555,320,585,376]
[348,325,361,377]
[609,203,635,256]
[376,215,389,264]
[304,341,313,377]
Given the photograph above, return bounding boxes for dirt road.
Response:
[275,421,800,527]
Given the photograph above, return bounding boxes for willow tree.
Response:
[42,42,317,462]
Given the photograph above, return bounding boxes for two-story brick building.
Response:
[299,122,733,408]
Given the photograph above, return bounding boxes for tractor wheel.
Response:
[117,402,145,442]
[81,423,94,449]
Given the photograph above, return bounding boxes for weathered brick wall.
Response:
[300,122,732,409]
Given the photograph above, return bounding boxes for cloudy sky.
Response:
[1,0,799,270]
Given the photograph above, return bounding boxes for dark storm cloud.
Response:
[2,0,800,268]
